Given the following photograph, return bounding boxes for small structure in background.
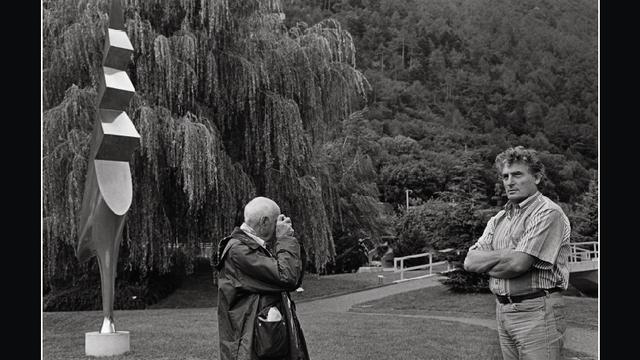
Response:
[567,241,599,297]
[393,250,453,283]
[357,237,396,273]
[326,237,371,274]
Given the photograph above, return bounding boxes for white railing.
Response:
[568,241,599,273]
[568,241,599,263]
[393,252,451,282]
[166,242,214,259]
[198,242,214,259]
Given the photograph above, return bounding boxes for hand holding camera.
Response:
[276,214,295,237]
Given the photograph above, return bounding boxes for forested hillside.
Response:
[42,0,597,309]
[284,0,598,255]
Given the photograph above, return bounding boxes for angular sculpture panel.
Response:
[103,29,133,70]
[98,67,135,111]
[92,110,140,162]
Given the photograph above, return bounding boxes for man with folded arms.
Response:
[464,146,571,360]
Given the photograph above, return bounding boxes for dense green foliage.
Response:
[393,198,495,259]
[43,0,387,303]
[284,0,597,238]
[569,174,598,243]
[438,268,491,293]
[284,0,597,290]
[43,0,597,301]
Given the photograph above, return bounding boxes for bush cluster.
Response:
[193,256,213,275]
[438,268,491,294]
[44,251,189,311]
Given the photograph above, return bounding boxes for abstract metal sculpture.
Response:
[76,0,139,355]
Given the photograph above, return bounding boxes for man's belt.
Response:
[495,288,562,304]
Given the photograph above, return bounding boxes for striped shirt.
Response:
[469,192,571,296]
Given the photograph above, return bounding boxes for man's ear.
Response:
[534,173,542,185]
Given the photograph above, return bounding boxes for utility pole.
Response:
[405,189,412,211]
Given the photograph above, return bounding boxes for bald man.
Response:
[215,197,309,360]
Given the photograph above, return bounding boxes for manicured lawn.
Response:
[44,308,505,360]
[351,285,598,330]
[291,270,432,302]
[301,311,504,360]
[44,308,217,360]
[44,272,597,359]
[148,273,217,309]
[43,305,594,360]
[348,285,598,359]
[149,269,434,308]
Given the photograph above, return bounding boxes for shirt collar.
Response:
[504,191,541,213]
[240,223,266,248]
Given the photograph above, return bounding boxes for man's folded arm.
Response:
[464,248,512,274]
[486,208,564,279]
[465,247,536,279]
[464,215,502,273]
[485,250,535,278]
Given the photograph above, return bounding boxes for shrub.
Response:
[193,256,213,275]
[394,199,495,257]
[325,236,369,274]
[43,250,189,311]
[438,268,491,293]
[43,281,147,311]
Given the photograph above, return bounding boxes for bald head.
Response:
[244,197,281,240]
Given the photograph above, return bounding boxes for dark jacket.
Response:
[215,228,309,360]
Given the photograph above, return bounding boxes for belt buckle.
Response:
[543,289,550,298]
[507,294,513,304]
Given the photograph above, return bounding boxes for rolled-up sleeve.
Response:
[514,208,565,266]
[469,216,496,251]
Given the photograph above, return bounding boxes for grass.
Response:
[348,285,598,359]
[351,285,598,330]
[291,270,433,302]
[301,312,505,360]
[44,308,217,360]
[303,311,595,360]
[44,308,507,360]
[44,301,595,360]
[148,268,436,308]
[147,273,217,309]
[44,271,597,359]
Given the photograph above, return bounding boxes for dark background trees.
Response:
[284,0,597,269]
[43,0,384,309]
[43,0,597,306]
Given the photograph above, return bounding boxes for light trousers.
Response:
[496,292,566,360]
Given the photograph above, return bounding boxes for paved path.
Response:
[296,276,597,358]
[297,275,443,314]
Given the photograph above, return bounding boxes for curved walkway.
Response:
[297,275,443,314]
[296,276,597,358]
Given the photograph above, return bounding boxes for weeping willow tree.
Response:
[43,0,377,293]
[316,109,391,242]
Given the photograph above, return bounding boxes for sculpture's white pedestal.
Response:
[85,331,130,357]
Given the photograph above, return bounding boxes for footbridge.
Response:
[567,241,599,296]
